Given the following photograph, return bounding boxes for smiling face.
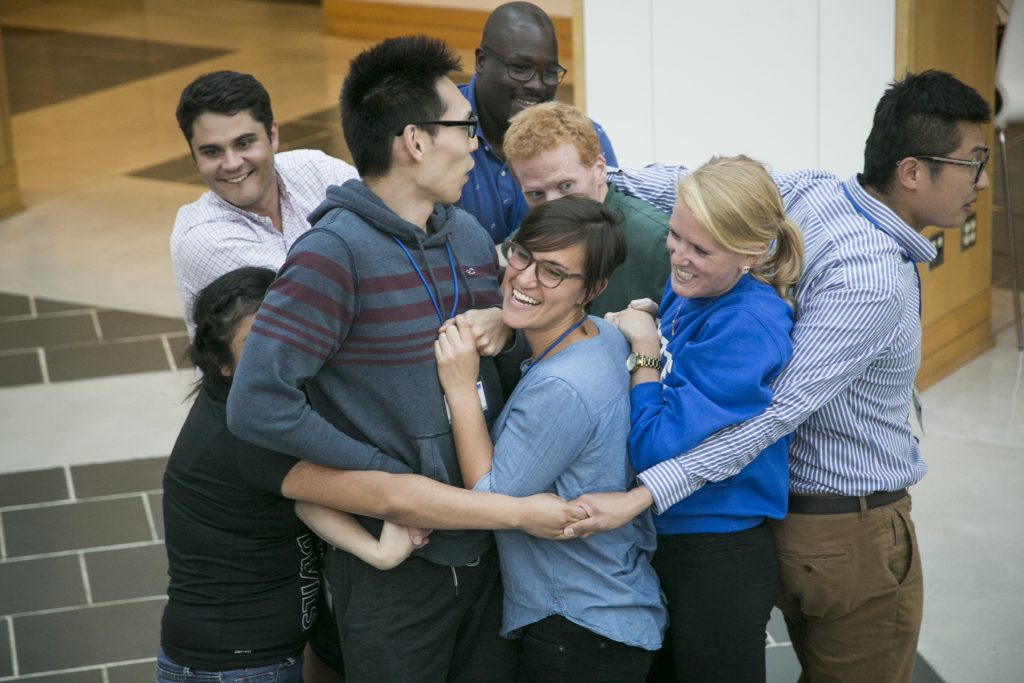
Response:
[501,240,588,341]
[910,121,989,230]
[511,143,607,209]
[474,20,558,138]
[667,200,758,300]
[417,77,479,205]
[190,111,279,217]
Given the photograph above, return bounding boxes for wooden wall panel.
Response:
[895,0,998,388]
[0,29,23,219]
[323,0,573,61]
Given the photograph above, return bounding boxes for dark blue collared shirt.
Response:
[458,76,618,243]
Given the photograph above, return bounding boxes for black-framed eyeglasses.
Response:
[912,147,990,185]
[506,241,584,289]
[394,115,478,139]
[480,45,567,86]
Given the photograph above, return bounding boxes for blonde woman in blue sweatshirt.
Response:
[608,155,803,683]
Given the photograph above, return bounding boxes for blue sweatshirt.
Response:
[629,275,793,534]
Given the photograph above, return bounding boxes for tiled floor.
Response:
[0,1,1021,681]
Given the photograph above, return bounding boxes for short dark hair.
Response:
[515,195,626,305]
[176,71,274,144]
[862,69,991,191]
[340,35,461,178]
[188,267,275,394]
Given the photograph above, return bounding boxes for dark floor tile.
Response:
[0,555,86,615]
[0,617,11,677]
[13,598,165,674]
[108,661,157,683]
[129,154,205,185]
[2,27,230,114]
[167,333,191,369]
[3,497,152,557]
[913,653,945,683]
[46,338,171,382]
[0,292,31,317]
[278,119,332,146]
[72,456,167,498]
[766,606,789,644]
[0,349,45,387]
[34,297,93,314]
[295,107,339,124]
[0,466,69,507]
[95,310,186,339]
[766,644,802,682]
[86,544,167,602]
[0,313,98,351]
[150,492,165,540]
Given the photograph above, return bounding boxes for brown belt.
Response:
[787,488,908,515]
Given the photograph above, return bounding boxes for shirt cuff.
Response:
[636,458,699,515]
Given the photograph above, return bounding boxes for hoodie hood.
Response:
[309,179,456,248]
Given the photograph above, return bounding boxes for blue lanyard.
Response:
[391,236,459,325]
[521,316,586,377]
[842,183,922,317]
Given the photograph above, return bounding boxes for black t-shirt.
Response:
[160,382,319,669]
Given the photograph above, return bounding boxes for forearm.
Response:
[446,386,494,488]
[294,501,384,563]
[284,462,530,530]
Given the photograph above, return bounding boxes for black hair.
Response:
[175,71,274,144]
[481,2,556,47]
[862,69,991,192]
[515,195,626,305]
[188,266,275,396]
[340,35,461,178]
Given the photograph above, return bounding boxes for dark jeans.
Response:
[327,544,516,682]
[519,614,653,683]
[648,523,778,683]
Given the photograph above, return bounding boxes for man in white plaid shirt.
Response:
[171,71,358,337]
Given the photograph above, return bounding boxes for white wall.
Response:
[582,0,895,177]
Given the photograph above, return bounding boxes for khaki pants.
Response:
[769,494,923,683]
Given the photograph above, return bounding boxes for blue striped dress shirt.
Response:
[610,165,937,512]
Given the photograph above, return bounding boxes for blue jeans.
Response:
[155,647,302,683]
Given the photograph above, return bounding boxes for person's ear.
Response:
[580,278,609,306]
[594,154,607,184]
[475,47,486,74]
[894,156,923,191]
[397,125,425,161]
[269,121,280,153]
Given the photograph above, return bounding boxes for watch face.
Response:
[626,352,637,372]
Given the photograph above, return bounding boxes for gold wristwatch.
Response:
[626,352,662,374]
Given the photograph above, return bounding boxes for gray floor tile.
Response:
[0,617,11,677]
[95,310,186,339]
[3,497,152,557]
[0,313,98,351]
[766,644,802,682]
[13,598,164,674]
[766,606,789,643]
[46,338,171,382]
[0,555,86,615]
[18,671,105,683]
[0,349,45,387]
[150,492,165,540]
[913,653,945,683]
[34,297,94,314]
[167,333,192,369]
[85,544,167,602]
[108,661,157,683]
[0,466,68,508]
[72,456,167,498]
[0,292,31,317]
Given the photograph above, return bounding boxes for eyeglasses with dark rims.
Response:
[480,45,567,86]
[506,241,584,289]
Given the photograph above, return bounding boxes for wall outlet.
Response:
[927,232,944,270]
[961,213,978,251]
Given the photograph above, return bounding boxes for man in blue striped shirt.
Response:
[567,70,991,682]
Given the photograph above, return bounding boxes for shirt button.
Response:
[500,170,506,176]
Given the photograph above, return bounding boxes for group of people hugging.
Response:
[159,3,994,682]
